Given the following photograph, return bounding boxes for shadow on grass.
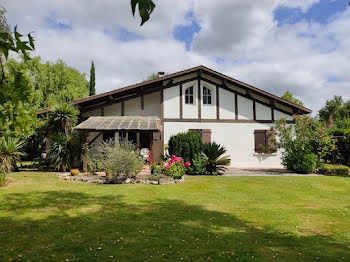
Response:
[0,190,349,261]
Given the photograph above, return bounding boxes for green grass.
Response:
[0,171,349,261]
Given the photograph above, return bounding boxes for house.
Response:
[38,65,311,169]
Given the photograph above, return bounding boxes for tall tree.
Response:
[318,96,350,122]
[281,91,304,106]
[89,61,96,96]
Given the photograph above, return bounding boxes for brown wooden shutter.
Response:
[201,129,211,144]
[254,130,267,153]
[189,129,211,144]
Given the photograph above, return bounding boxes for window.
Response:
[203,86,212,105]
[254,130,276,154]
[103,131,115,142]
[185,86,194,104]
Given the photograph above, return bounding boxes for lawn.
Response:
[0,171,349,261]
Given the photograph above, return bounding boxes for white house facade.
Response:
[39,66,311,169]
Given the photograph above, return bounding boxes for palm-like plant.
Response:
[48,103,79,135]
[202,142,231,175]
[0,136,26,172]
[49,131,81,172]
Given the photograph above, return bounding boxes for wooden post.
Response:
[82,132,88,172]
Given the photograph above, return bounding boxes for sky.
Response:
[3,0,350,113]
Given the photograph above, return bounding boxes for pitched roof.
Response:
[37,65,312,114]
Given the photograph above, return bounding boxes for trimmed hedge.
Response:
[319,164,350,176]
[168,131,202,163]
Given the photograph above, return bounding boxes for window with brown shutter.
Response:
[254,130,276,153]
[189,129,211,143]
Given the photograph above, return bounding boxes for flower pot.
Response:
[70,169,79,176]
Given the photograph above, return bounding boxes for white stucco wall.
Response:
[201,81,216,119]
[219,87,235,119]
[237,95,254,120]
[124,97,141,116]
[104,103,121,116]
[274,110,293,120]
[81,108,101,118]
[164,85,180,119]
[182,80,198,119]
[164,121,284,168]
[256,102,272,120]
[144,91,161,117]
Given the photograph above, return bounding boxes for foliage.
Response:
[89,60,96,96]
[4,56,89,109]
[0,136,25,173]
[281,91,304,106]
[282,141,318,174]
[275,115,336,173]
[98,139,143,182]
[168,131,203,163]
[151,162,162,175]
[318,96,350,122]
[88,157,102,175]
[47,103,79,135]
[319,164,350,176]
[49,132,81,172]
[131,0,156,26]
[202,142,231,175]
[192,153,209,175]
[144,72,160,81]
[163,155,190,179]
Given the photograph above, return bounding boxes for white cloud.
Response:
[3,0,350,114]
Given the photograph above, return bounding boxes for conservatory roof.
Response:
[74,116,161,132]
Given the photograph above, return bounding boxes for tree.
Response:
[47,103,79,136]
[281,91,304,106]
[89,61,96,96]
[318,96,350,122]
[144,72,160,81]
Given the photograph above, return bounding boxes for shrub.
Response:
[88,158,101,175]
[319,164,350,176]
[99,139,143,183]
[164,155,190,179]
[192,153,209,175]
[282,141,318,174]
[151,163,162,175]
[0,136,26,173]
[275,115,336,173]
[168,131,202,163]
[202,142,231,175]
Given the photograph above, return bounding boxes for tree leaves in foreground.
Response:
[131,0,156,26]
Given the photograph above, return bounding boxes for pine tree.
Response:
[89,61,96,96]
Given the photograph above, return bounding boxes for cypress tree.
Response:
[89,61,96,96]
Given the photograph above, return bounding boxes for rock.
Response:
[159,178,175,185]
[125,178,131,184]
[96,171,106,176]
[150,180,159,185]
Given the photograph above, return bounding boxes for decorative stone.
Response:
[159,177,175,185]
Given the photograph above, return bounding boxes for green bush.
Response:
[151,163,162,175]
[99,139,143,183]
[168,131,202,163]
[192,153,209,175]
[319,164,350,176]
[282,141,318,174]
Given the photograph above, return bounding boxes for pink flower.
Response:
[165,164,170,169]
[184,161,191,167]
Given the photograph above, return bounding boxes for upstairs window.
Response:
[185,86,194,104]
[254,130,277,154]
[203,86,212,105]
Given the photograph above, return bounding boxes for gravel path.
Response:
[224,168,321,176]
